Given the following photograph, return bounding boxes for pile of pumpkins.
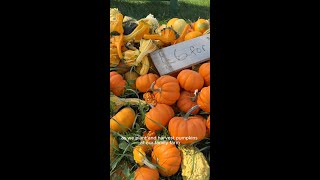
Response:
[110,8,210,180]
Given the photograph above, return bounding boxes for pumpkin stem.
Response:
[150,81,161,92]
[191,89,199,102]
[142,158,157,169]
[184,105,200,120]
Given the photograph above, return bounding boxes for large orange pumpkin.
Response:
[145,104,175,131]
[177,69,204,92]
[168,105,206,144]
[151,75,180,105]
[194,19,210,34]
[136,73,159,93]
[110,107,136,133]
[151,143,181,177]
[197,86,210,113]
[199,62,210,86]
[135,166,159,180]
[110,71,126,96]
[176,90,200,115]
[184,31,202,41]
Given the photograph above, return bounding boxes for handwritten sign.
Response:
[150,34,210,76]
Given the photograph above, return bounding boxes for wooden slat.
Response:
[150,34,210,76]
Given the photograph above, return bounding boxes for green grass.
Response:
[110,0,210,23]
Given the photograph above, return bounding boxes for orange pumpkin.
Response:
[184,31,203,41]
[197,86,210,113]
[135,166,159,180]
[176,90,200,115]
[151,75,180,105]
[110,71,126,96]
[110,107,136,133]
[145,104,174,131]
[136,73,159,93]
[194,19,210,34]
[151,143,181,177]
[168,105,206,144]
[177,69,204,92]
[199,62,210,86]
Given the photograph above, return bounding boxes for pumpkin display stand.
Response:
[110,8,211,180]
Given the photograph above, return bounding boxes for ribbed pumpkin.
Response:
[110,133,118,160]
[151,143,181,177]
[151,75,180,105]
[184,31,202,41]
[136,73,159,93]
[145,104,174,131]
[168,105,206,144]
[110,71,126,96]
[110,107,136,133]
[197,86,210,113]
[135,166,159,180]
[176,90,200,115]
[124,71,139,89]
[194,19,210,34]
[177,69,204,92]
[199,62,210,87]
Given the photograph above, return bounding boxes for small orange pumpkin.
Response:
[168,105,207,144]
[136,73,159,93]
[176,90,200,115]
[151,75,180,105]
[145,104,175,131]
[184,31,203,41]
[197,86,210,113]
[177,69,204,92]
[199,62,210,86]
[135,166,159,180]
[110,71,126,96]
[194,19,210,34]
[151,143,181,177]
[110,107,136,133]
